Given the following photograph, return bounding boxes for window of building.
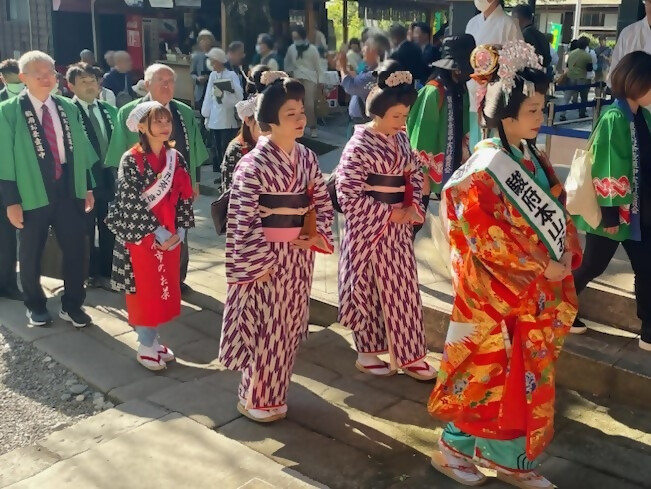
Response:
[581,12,605,27]
[6,0,29,21]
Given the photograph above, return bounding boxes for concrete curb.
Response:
[184,290,650,411]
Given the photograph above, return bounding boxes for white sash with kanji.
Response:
[445,147,566,261]
[141,149,176,210]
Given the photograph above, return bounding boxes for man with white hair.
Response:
[103,51,135,107]
[0,51,98,328]
[80,49,96,66]
[105,63,209,293]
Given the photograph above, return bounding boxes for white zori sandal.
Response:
[156,344,175,363]
[431,441,487,486]
[497,470,554,489]
[237,402,287,423]
[402,359,437,381]
[136,353,166,371]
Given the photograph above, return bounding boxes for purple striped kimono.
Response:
[219,138,334,410]
[336,125,428,368]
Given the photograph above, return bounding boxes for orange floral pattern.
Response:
[428,146,582,460]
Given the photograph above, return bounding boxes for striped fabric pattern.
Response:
[336,125,428,368]
[219,138,334,409]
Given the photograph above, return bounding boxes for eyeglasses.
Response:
[23,71,56,81]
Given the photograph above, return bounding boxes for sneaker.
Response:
[59,308,92,328]
[639,338,651,351]
[570,318,588,335]
[26,309,52,327]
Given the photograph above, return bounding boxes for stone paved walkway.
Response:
[1,197,650,489]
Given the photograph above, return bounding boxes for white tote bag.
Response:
[429,195,452,280]
[565,147,602,229]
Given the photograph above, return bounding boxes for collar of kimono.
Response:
[614,98,641,240]
[20,92,74,165]
[140,148,176,210]
[446,143,567,260]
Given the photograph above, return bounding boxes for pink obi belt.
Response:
[259,192,310,242]
[365,173,405,205]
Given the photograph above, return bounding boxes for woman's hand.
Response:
[291,234,321,250]
[604,225,619,235]
[257,270,272,283]
[156,234,180,251]
[544,260,566,281]
[390,208,408,224]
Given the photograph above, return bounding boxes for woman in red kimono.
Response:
[428,42,582,488]
[107,101,195,371]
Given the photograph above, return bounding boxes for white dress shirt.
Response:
[284,43,324,84]
[466,6,524,112]
[99,87,117,107]
[27,91,66,164]
[201,69,244,130]
[75,97,107,139]
[608,18,651,87]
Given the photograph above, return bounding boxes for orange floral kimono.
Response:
[428,139,582,463]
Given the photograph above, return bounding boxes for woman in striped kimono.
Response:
[335,60,437,381]
[219,72,334,423]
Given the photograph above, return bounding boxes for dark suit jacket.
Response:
[390,41,426,85]
[74,100,116,201]
[522,24,552,68]
[421,44,441,83]
[102,69,136,99]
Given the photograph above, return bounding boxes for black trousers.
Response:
[0,205,18,292]
[573,230,651,340]
[86,197,114,279]
[20,194,86,313]
[211,128,238,172]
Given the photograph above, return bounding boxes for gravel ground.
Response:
[0,325,113,456]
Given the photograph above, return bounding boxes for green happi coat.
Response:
[0,93,98,211]
[574,104,651,241]
[105,96,209,185]
[407,79,470,195]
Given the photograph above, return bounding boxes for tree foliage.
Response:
[326,0,393,48]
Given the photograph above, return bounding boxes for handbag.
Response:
[211,190,230,236]
[565,145,602,229]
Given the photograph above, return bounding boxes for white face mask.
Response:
[255,45,263,54]
[474,0,493,12]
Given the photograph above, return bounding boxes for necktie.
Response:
[41,105,62,180]
[88,103,108,160]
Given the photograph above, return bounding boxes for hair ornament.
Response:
[471,41,543,110]
[236,96,257,121]
[260,70,289,86]
[384,71,413,88]
[496,41,542,101]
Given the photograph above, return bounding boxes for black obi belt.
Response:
[365,173,405,205]
[258,193,310,228]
